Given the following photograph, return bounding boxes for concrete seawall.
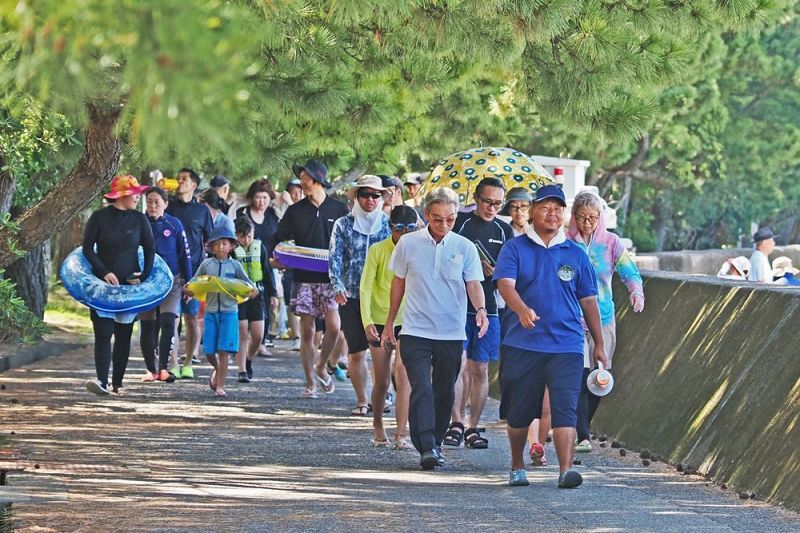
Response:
[488,271,800,509]
[595,272,800,509]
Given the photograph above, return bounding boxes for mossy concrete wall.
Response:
[635,244,800,275]
[488,271,800,509]
[595,272,800,510]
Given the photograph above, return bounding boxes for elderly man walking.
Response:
[329,175,391,416]
[382,187,488,470]
[494,184,607,488]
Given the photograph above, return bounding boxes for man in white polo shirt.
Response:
[382,187,488,470]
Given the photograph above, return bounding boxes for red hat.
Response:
[104,175,150,199]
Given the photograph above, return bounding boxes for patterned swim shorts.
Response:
[290,282,338,319]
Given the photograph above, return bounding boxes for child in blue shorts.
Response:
[184,226,258,397]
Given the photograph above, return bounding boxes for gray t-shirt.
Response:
[194,257,253,313]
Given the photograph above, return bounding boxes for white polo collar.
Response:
[526,227,566,248]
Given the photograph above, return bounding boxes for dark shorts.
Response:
[238,292,265,322]
[464,314,500,363]
[369,324,403,348]
[339,298,368,353]
[499,346,583,429]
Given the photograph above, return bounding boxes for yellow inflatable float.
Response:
[185,275,253,304]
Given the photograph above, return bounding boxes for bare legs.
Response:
[349,350,369,408]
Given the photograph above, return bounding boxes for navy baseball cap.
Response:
[210,175,230,188]
[534,184,566,206]
[753,227,775,243]
[292,159,330,189]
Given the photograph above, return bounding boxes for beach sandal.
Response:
[351,405,369,416]
[529,442,547,466]
[214,389,227,398]
[302,388,318,399]
[366,403,391,414]
[442,421,465,447]
[371,438,391,448]
[394,439,413,451]
[315,372,335,394]
[464,428,489,449]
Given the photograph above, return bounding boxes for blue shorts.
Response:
[202,311,239,355]
[182,297,201,317]
[499,346,583,429]
[463,314,500,363]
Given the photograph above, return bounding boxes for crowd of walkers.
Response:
[80,160,647,488]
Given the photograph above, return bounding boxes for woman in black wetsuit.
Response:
[82,175,154,395]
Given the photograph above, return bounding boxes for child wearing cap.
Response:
[184,226,259,397]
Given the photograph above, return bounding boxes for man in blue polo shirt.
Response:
[494,184,607,488]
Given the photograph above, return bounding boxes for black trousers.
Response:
[577,367,602,441]
[91,310,134,389]
[140,312,177,373]
[400,335,463,454]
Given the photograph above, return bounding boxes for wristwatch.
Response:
[476,307,486,314]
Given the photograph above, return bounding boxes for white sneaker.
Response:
[575,439,592,453]
[85,379,110,396]
[291,338,301,351]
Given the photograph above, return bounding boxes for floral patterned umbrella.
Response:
[422,147,554,206]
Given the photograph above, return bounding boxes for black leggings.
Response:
[140,312,177,373]
[91,310,134,389]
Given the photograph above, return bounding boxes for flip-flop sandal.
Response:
[301,388,318,399]
[214,390,227,398]
[350,405,369,416]
[315,372,335,394]
[394,439,413,451]
[371,438,391,447]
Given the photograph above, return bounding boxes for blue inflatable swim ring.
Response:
[59,247,174,315]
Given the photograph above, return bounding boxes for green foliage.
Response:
[0,215,47,342]
[1,0,780,186]
[0,97,79,207]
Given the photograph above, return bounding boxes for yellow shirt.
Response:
[360,236,403,326]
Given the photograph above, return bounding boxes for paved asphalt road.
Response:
[2,339,799,532]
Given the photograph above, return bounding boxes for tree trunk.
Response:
[0,100,122,268]
[0,168,15,215]
[53,210,90,270]
[6,239,50,318]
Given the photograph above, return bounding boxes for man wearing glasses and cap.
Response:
[494,184,606,488]
[404,172,425,209]
[274,159,349,398]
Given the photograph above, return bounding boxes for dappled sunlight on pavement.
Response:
[2,340,800,531]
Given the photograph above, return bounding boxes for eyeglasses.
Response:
[575,214,600,224]
[357,191,383,200]
[429,215,457,224]
[478,196,504,209]
[391,223,418,231]
[507,203,530,212]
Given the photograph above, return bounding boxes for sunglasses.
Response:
[391,223,418,231]
[357,191,383,200]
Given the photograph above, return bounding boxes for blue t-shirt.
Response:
[493,233,598,354]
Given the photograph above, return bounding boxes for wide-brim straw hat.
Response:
[347,174,387,199]
[772,256,799,277]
